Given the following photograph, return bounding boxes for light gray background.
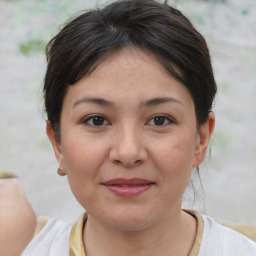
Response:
[0,0,256,224]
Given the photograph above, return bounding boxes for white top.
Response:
[22,218,71,256]
[22,214,256,256]
[200,215,256,255]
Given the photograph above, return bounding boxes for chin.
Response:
[102,207,159,232]
[111,218,152,232]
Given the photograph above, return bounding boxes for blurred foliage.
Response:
[192,14,205,25]
[7,0,84,56]
[218,82,230,94]
[241,8,249,15]
[20,38,46,55]
[37,138,52,151]
[212,131,230,151]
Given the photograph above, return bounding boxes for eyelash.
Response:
[82,115,110,127]
[82,114,174,127]
[147,114,175,127]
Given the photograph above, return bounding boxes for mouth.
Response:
[101,178,155,197]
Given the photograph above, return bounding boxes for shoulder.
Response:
[199,214,256,256]
[221,221,256,242]
[22,217,72,256]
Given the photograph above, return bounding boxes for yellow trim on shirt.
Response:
[69,210,204,256]
[69,213,87,256]
[187,210,204,256]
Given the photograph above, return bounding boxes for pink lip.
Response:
[101,178,155,197]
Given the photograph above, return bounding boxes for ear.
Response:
[46,121,63,166]
[193,112,215,167]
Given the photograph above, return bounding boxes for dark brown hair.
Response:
[44,0,217,141]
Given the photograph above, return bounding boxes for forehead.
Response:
[90,48,172,83]
[64,48,194,109]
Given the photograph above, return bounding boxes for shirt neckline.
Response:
[69,210,204,256]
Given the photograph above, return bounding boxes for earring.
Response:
[57,167,66,176]
[196,166,200,173]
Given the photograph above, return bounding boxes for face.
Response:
[47,49,214,231]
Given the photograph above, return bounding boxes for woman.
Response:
[1,0,256,255]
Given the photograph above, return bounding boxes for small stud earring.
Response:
[57,167,66,176]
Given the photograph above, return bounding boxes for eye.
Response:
[147,115,174,126]
[82,115,110,127]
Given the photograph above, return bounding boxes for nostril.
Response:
[108,137,147,166]
[118,159,143,167]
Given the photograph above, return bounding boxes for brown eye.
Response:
[148,115,173,126]
[153,116,166,126]
[83,115,109,127]
[91,116,105,126]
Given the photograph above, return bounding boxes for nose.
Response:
[109,125,147,167]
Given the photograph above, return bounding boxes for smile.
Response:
[101,178,155,197]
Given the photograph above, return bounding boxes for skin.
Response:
[0,178,36,256]
[47,48,215,256]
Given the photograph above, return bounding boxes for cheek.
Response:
[152,134,196,170]
[61,139,108,209]
[60,136,108,194]
[61,134,106,171]
[151,134,196,191]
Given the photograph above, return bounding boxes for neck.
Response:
[83,209,197,256]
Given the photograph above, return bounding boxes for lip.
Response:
[101,178,155,197]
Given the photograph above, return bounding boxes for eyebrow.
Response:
[73,96,183,108]
[140,97,183,107]
[73,97,115,108]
